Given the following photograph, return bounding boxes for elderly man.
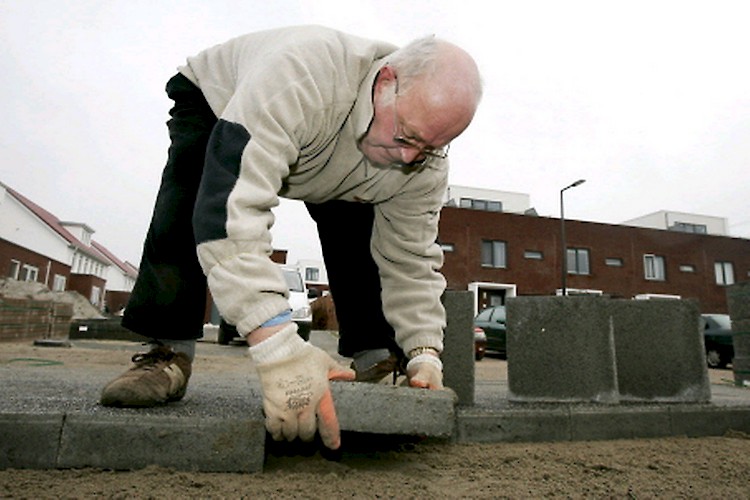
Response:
[101,25,482,450]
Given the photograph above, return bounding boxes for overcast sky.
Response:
[2,0,748,266]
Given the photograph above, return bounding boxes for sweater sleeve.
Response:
[371,165,449,354]
[192,62,325,335]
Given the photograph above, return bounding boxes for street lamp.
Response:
[560,179,586,296]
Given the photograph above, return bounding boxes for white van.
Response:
[215,265,314,344]
[280,266,313,340]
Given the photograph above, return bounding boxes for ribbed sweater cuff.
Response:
[406,353,443,373]
[248,323,306,365]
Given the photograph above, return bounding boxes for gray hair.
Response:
[387,35,483,104]
[387,35,440,91]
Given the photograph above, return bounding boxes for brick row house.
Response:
[439,186,750,314]
[3,180,748,322]
[0,182,137,312]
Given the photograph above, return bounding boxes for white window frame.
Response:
[567,248,590,275]
[20,264,39,282]
[481,240,507,268]
[8,259,21,279]
[644,254,666,281]
[714,261,735,286]
[52,274,67,292]
[524,250,544,260]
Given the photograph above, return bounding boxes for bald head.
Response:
[387,36,482,139]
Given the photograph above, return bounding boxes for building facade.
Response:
[438,206,750,314]
[0,182,136,311]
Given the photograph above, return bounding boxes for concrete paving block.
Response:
[611,299,710,403]
[332,382,456,438]
[58,414,266,472]
[732,319,750,350]
[442,291,475,407]
[570,406,672,441]
[506,297,619,404]
[0,413,63,469]
[455,407,571,443]
[726,282,750,320]
[669,405,750,437]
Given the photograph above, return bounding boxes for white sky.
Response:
[2,0,749,266]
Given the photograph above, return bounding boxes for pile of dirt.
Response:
[0,278,104,320]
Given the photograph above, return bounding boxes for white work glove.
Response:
[248,323,355,450]
[406,353,444,389]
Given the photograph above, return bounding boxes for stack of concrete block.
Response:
[0,297,72,342]
[726,282,750,386]
[506,296,710,404]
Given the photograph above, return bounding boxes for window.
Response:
[715,261,735,286]
[481,240,506,268]
[524,250,543,260]
[679,264,696,273]
[305,267,319,282]
[19,264,39,282]
[459,197,502,212]
[566,248,590,275]
[90,286,101,307]
[669,222,707,234]
[8,260,20,279]
[439,242,455,253]
[644,254,666,281]
[52,274,67,291]
[605,258,623,267]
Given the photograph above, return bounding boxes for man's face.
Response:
[359,69,469,168]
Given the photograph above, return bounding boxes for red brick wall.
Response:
[0,238,70,287]
[438,207,750,313]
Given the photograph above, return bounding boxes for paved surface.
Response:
[1,331,749,472]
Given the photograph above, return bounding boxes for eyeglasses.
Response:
[392,82,450,163]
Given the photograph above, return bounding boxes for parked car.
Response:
[702,313,734,369]
[473,305,507,357]
[474,327,487,361]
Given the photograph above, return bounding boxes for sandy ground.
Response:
[1,339,749,498]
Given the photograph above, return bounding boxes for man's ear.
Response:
[379,64,397,82]
[374,64,397,93]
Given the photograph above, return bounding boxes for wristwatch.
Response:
[407,346,440,359]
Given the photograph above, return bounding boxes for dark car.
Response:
[473,305,507,357]
[702,313,734,369]
[474,327,487,361]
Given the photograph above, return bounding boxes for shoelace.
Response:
[131,348,174,370]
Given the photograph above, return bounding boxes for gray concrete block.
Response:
[611,299,710,403]
[669,405,750,437]
[58,414,266,472]
[732,319,750,348]
[332,382,456,438]
[570,407,672,441]
[455,407,571,443]
[726,282,750,320]
[506,297,619,404]
[0,413,63,469]
[442,291,475,406]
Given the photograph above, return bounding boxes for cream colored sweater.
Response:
[179,25,447,354]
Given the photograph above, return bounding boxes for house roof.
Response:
[3,182,111,264]
[91,240,139,278]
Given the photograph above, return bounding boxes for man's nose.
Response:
[399,146,425,165]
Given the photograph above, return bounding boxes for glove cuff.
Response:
[248,323,306,365]
[406,352,443,373]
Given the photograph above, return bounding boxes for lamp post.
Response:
[560,179,586,296]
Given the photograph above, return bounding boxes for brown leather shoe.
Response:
[100,346,192,407]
